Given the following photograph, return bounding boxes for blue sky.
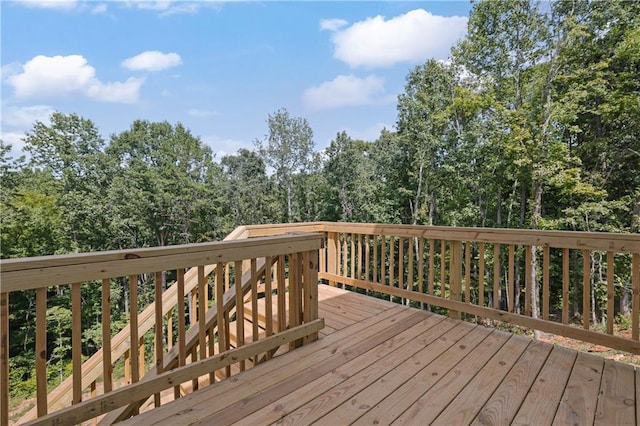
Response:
[1,0,472,160]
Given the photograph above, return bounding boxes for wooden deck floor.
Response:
[123,285,639,425]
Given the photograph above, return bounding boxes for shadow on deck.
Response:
[122,284,639,425]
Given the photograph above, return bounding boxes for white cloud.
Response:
[91,3,108,14]
[346,122,394,142]
[320,18,348,32]
[188,108,218,118]
[302,74,387,110]
[5,55,144,103]
[122,51,182,72]
[13,0,78,10]
[1,131,28,159]
[324,9,467,68]
[1,105,55,128]
[202,134,250,160]
[125,1,223,16]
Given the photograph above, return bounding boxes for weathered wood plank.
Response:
[251,316,455,426]
[119,306,420,425]
[208,313,443,426]
[432,335,531,425]
[594,359,636,425]
[554,352,603,426]
[347,325,493,426]
[24,320,324,426]
[355,327,502,424]
[512,345,577,425]
[473,340,552,425]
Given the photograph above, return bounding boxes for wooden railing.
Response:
[244,222,640,355]
[0,233,323,425]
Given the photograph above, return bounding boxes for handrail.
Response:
[15,226,251,424]
[2,231,323,425]
[243,222,640,354]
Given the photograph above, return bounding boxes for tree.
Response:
[256,108,314,223]
[21,112,109,252]
[107,120,221,248]
[221,148,278,226]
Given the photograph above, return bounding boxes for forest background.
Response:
[1,0,639,401]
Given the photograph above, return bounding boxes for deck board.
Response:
[594,359,636,425]
[431,334,531,425]
[554,351,603,425]
[512,345,577,425]
[123,284,639,426]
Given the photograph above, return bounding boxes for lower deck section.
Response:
[122,285,639,425]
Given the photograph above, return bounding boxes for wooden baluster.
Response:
[350,233,356,279]
[478,243,485,307]
[357,234,363,280]
[493,244,500,310]
[606,252,614,335]
[583,250,590,330]
[208,326,215,384]
[320,233,326,277]
[36,287,47,417]
[303,250,319,344]
[167,308,173,351]
[465,242,471,304]
[418,238,424,299]
[124,350,130,385]
[408,237,414,294]
[562,248,569,324]
[381,236,386,290]
[508,245,514,313]
[289,254,302,350]
[428,240,435,297]
[264,257,274,343]
[71,282,82,404]
[525,246,532,316]
[440,240,446,298]
[154,271,163,407]
[390,237,396,292]
[327,232,338,286]
[342,234,348,280]
[215,263,229,378]
[632,253,639,341]
[102,278,112,394]
[176,269,186,397]
[90,381,97,425]
[129,275,139,385]
[449,241,462,319]
[138,337,145,380]
[251,259,259,363]
[0,292,7,426]
[277,255,286,332]
[398,237,404,293]
[235,261,245,371]
[373,235,378,284]
[197,266,206,367]
[364,235,370,282]
[543,246,550,320]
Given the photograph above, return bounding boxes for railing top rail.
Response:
[0,233,324,293]
[243,222,640,253]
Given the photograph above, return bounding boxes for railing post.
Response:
[0,293,8,426]
[327,232,339,286]
[303,249,320,344]
[449,241,462,319]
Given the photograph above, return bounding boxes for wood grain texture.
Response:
[554,352,603,426]
[432,335,531,425]
[512,345,577,425]
[473,340,552,425]
[594,359,636,425]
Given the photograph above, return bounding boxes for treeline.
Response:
[1,0,638,399]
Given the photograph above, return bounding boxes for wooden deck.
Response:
[122,285,639,425]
